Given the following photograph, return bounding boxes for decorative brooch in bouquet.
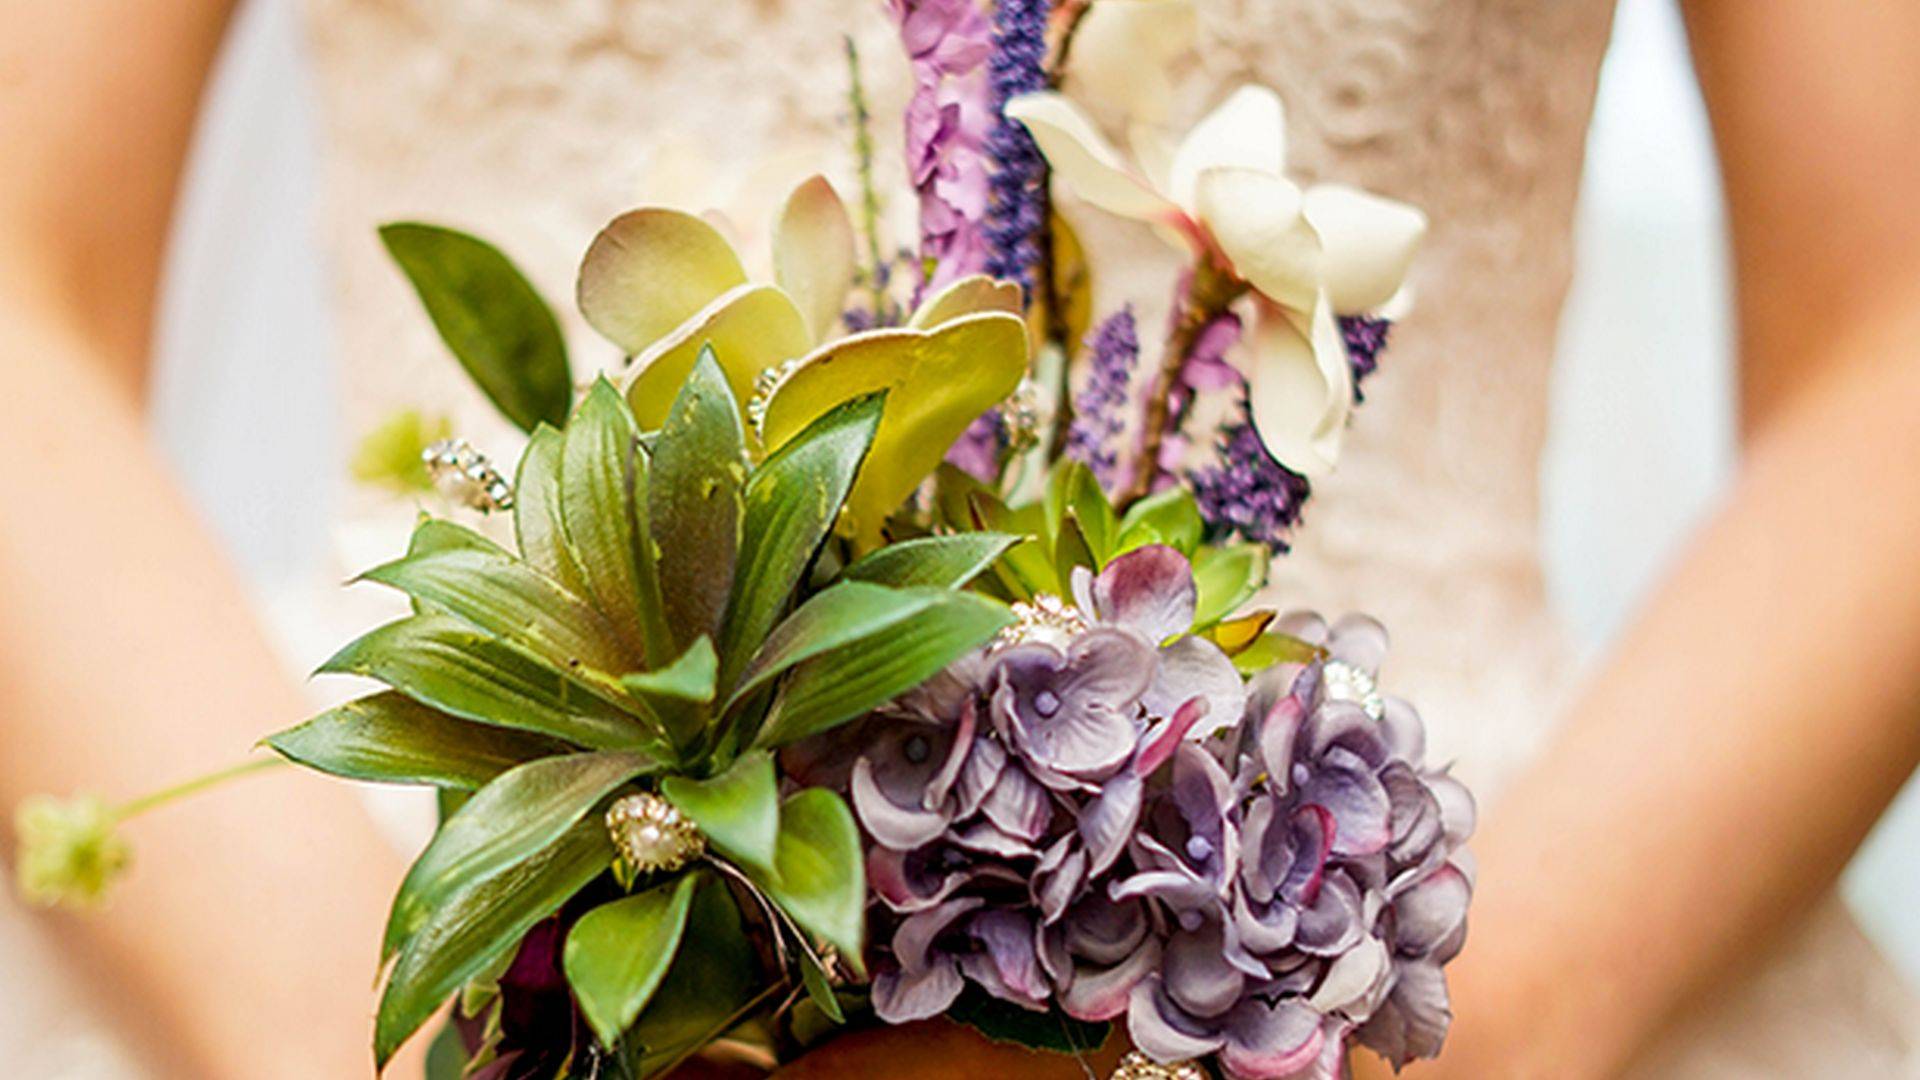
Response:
[12,1,1474,1077]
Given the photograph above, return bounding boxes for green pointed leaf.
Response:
[649,347,747,652]
[514,425,589,595]
[265,691,562,789]
[621,636,718,705]
[659,750,778,879]
[750,590,1012,749]
[407,517,508,559]
[320,614,653,751]
[1045,461,1117,564]
[1191,542,1269,629]
[1051,513,1098,584]
[966,492,1056,599]
[376,821,612,1069]
[1229,632,1325,676]
[359,545,627,673]
[621,872,759,1078]
[948,989,1112,1055]
[719,394,884,689]
[383,751,652,963]
[423,1017,468,1080]
[379,223,572,432]
[758,788,865,971]
[730,582,953,710]
[561,381,661,661]
[1117,487,1204,556]
[564,872,702,1049]
[797,949,845,1025]
[843,533,1020,589]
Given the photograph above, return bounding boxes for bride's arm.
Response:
[1370,4,1920,1077]
[1,5,419,1076]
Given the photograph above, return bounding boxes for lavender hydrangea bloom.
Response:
[890,0,993,291]
[1064,307,1139,489]
[838,548,1471,1078]
[982,0,1050,293]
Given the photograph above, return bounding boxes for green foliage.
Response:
[842,532,1020,588]
[560,380,662,661]
[618,872,760,1077]
[564,872,703,1048]
[659,750,780,880]
[375,821,612,1069]
[648,348,748,651]
[382,751,654,962]
[263,691,561,789]
[756,788,866,973]
[1191,542,1270,630]
[379,223,572,432]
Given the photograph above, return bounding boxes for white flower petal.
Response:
[1193,167,1320,311]
[1067,0,1198,126]
[1130,123,1179,195]
[1244,296,1351,477]
[1303,183,1428,314]
[1170,85,1287,213]
[1005,92,1182,224]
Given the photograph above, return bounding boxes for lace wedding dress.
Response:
[7,0,1914,1075]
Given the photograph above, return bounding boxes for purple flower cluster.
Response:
[891,0,995,291]
[824,548,1473,1078]
[1339,316,1392,401]
[982,0,1051,294]
[945,411,1010,483]
[1188,417,1312,554]
[1065,307,1140,488]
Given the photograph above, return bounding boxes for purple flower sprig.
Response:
[1064,307,1140,489]
[983,0,1051,297]
[817,546,1475,1079]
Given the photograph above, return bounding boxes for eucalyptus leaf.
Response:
[561,380,661,662]
[1117,487,1204,556]
[758,788,865,972]
[719,394,883,689]
[622,872,760,1078]
[383,751,652,963]
[648,347,747,651]
[265,691,562,789]
[379,223,572,432]
[751,590,1012,749]
[358,545,626,673]
[321,614,654,751]
[659,751,779,880]
[842,533,1020,589]
[1191,542,1270,629]
[375,821,613,1069]
[514,424,589,595]
[564,872,702,1049]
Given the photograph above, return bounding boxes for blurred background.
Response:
[146,0,1920,989]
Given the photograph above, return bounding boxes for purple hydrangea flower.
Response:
[982,0,1051,294]
[834,548,1472,1078]
[1064,308,1140,489]
[891,0,994,291]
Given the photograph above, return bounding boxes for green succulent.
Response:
[270,330,1021,1070]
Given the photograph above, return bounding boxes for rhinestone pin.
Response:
[606,793,705,875]
[1110,1051,1207,1080]
[991,593,1090,652]
[422,438,514,513]
[1321,658,1385,721]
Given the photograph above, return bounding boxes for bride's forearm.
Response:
[1394,299,1920,1078]
[0,314,417,1078]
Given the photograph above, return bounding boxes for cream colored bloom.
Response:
[1005,83,1426,475]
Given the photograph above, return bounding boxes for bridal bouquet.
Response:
[14,2,1473,1077]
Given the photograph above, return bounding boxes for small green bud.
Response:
[13,794,131,910]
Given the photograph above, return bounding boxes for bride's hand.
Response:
[771,1019,1128,1079]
